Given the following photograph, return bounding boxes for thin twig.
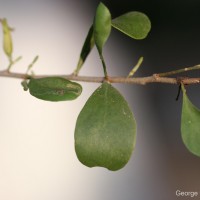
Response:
[0,69,200,85]
[157,64,200,77]
[127,57,143,78]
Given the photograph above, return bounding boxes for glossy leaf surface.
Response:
[112,11,151,39]
[93,2,111,54]
[75,25,94,75]
[181,85,200,156]
[75,82,136,171]
[28,77,82,101]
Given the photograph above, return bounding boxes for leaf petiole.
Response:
[127,56,143,78]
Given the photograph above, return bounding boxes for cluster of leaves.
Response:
[74,3,151,171]
[1,2,199,171]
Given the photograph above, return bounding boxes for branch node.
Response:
[104,76,110,83]
[176,77,185,84]
[175,84,181,101]
[153,73,159,80]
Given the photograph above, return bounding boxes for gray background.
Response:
[0,0,199,199]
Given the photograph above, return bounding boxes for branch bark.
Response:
[0,69,200,85]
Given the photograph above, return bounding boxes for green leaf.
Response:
[1,18,13,57]
[28,77,82,101]
[93,2,111,54]
[74,26,95,75]
[75,82,136,171]
[112,11,151,39]
[26,55,39,74]
[181,84,200,156]
[21,80,29,91]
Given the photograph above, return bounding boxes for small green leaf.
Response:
[1,18,13,57]
[112,11,151,39]
[74,26,94,75]
[127,56,144,78]
[26,55,39,74]
[28,77,82,101]
[75,82,136,171]
[93,2,111,54]
[181,84,200,156]
[21,80,29,91]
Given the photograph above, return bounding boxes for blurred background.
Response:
[0,0,200,199]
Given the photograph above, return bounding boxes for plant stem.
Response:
[100,54,108,78]
[127,57,143,78]
[7,56,22,72]
[157,64,200,77]
[0,69,200,85]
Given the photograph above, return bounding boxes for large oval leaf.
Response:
[75,82,136,171]
[112,11,151,39]
[93,2,111,54]
[181,84,200,156]
[28,77,82,101]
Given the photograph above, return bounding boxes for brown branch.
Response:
[0,69,200,85]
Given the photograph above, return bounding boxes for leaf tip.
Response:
[93,1,111,53]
